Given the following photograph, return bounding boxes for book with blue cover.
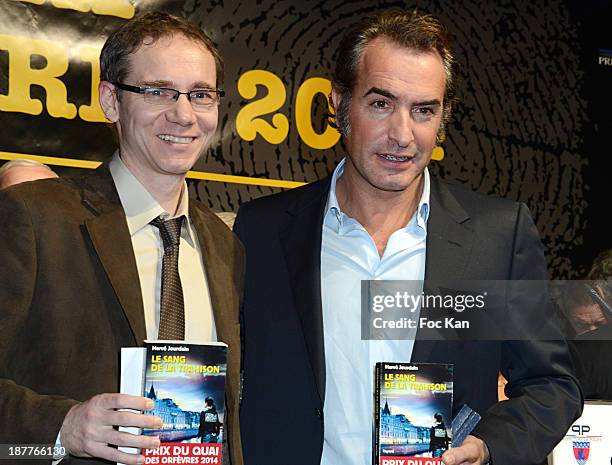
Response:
[120,341,227,465]
[374,362,453,465]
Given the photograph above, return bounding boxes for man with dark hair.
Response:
[561,281,611,337]
[566,251,612,399]
[0,12,243,465]
[236,9,581,465]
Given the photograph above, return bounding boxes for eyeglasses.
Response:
[112,82,225,110]
[585,284,612,319]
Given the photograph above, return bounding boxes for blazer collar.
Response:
[188,203,237,347]
[279,178,331,403]
[76,164,147,345]
[424,176,473,281]
[412,177,475,362]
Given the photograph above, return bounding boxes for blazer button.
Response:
[314,408,323,419]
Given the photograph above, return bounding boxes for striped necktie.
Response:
[150,215,185,340]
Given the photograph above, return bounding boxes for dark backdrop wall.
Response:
[0,0,610,278]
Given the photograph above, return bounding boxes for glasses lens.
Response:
[142,88,178,105]
[190,90,219,108]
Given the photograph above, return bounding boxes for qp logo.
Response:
[572,441,590,465]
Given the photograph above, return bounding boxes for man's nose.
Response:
[388,108,414,148]
[166,94,196,126]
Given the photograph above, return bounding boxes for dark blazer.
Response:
[235,175,582,465]
[0,165,244,465]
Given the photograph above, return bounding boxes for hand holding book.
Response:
[60,393,162,465]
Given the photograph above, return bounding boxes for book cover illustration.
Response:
[142,341,228,465]
[374,362,453,465]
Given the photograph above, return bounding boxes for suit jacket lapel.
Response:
[279,179,330,404]
[79,165,147,345]
[412,177,474,362]
[189,204,237,345]
[425,177,474,280]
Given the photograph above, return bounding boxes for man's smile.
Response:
[376,153,416,162]
[157,134,196,144]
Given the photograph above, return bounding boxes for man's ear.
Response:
[330,87,342,115]
[99,81,120,122]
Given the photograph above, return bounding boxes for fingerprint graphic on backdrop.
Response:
[185,0,587,277]
[0,0,588,277]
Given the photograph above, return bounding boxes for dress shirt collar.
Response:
[324,157,430,234]
[108,151,196,245]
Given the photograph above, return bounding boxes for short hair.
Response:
[587,250,612,281]
[0,158,56,177]
[331,9,458,139]
[100,11,224,87]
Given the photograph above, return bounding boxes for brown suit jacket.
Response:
[0,165,244,465]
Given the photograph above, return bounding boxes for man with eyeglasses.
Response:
[0,12,243,465]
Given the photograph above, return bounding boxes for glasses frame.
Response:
[111,82,225,108]
[585,284,612,319]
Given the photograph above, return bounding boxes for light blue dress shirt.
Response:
[320,158,430,465]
